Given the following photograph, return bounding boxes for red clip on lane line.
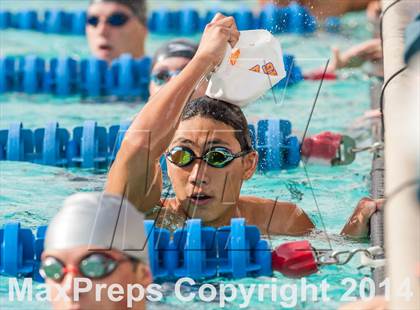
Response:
[271,240,319,278]
[304,70,337,80]
[301,131,342,163]
[302,132,357,166]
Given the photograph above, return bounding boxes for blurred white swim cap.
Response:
[44,192,148,263]
[206,30,286,107]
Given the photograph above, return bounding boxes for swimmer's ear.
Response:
[135,263,153,286]
[242,151,258,180]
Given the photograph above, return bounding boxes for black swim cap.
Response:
[152,39,198,67]
[89,0,147,25]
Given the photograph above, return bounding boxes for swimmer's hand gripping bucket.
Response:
[206,30,286,107]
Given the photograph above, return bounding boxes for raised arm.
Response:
[105,13,240,211]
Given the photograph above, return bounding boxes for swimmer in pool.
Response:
[41,193,151,310]
[149,39,208,99]
[106,13,377,237]
[86,0,147,63]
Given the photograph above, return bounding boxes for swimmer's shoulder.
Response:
[238,196,314,235]
[238,196,299,214]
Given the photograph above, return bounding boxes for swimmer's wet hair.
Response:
[181,96,253,152]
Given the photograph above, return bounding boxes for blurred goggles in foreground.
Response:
[151,69,182,86]
[87,12,132,27]
[165,146,251,168]
[40,253,134,282]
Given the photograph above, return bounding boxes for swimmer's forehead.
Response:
[42,246,124,262]
[171,117,241,148]
[88,2,132,16]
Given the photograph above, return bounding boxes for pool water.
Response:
[1,1,377,309]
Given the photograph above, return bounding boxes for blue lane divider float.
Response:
[175,220,217,279]
[71,121,108,169]
[5,123,34,162]
[33,226,47,282]
[79,57,109,97]
[140,218,272,280]
[259,3,316,34]
[42,10,72,34]
[108,55,151,99]
[14,10,39,30]
[251,119,301,171]
[0,52,301,97]
[0,218,271,281]
[44,57,78,95]
[0,223,47,280]
[17,55,45,94]
[0,54,151,99]
[33,122,70,166]
[217,218,272,278]
[0,119,301,171]
[149,8,178,35]
[0,11,12,29]
[0,5,340,35]
[0,56,15,93]
[278,54,303,87]
[108,122,130,162]
[234,6,256,31]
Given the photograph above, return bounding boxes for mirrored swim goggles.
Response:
[151,69,183,86]
[87,12,132,28]
[165,146,252,168]
[40,253,135,282]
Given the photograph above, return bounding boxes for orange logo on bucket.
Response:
[249,65,261,73]
[262,62,278,76]
[229,48,240,65]
[248,62,278,76]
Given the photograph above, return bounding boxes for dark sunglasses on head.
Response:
[165,146,251,168]
[87,12,131,28]
[40,253,133,282]
[151,69,182,86]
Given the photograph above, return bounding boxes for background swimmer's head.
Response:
[86,0,147,63]
[150,39,207,97]
[167,96,258,224]
[42,192,151,310]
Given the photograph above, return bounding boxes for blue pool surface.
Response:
[1,1,377,309]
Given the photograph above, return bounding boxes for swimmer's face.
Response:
[167,116,257,224]
[42,246,151,310]
[149,57,207,98]
[86,2,147,63]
